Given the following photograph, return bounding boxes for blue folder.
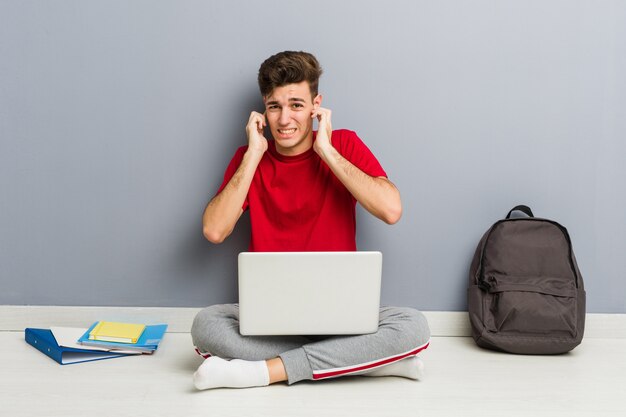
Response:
[25,328,132,365]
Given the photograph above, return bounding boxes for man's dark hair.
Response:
[258,51,323,98]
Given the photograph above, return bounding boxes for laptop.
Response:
[238,251,382,336]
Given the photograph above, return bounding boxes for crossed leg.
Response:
[191,304,430,390]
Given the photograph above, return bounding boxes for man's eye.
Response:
[292,104,303,109]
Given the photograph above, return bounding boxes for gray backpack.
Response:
[468,205,586,354]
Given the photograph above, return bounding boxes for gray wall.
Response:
[1,1,624,313]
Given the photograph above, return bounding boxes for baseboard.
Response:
[1,305,624,338]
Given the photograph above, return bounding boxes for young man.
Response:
[192,51,430,390]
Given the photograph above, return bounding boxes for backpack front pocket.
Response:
[482,275,578,338]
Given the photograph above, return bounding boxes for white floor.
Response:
[2,330,625,417]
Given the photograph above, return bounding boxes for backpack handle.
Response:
[506,205,534,219]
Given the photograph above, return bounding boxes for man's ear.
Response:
[313,94,322,109]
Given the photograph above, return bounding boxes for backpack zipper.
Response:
[478,276,496,291]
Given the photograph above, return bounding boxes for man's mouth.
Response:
[278,128,296,135]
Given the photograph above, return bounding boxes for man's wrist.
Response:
[244,147,266,163]
[314,140,337,162]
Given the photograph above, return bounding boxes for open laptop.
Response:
[238,251,382,336]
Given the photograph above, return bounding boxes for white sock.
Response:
[363,356,425,380]
[193,356,270,390]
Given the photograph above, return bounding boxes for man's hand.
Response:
[246,111,268,155]
[312,107,333,156]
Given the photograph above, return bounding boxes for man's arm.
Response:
[202,112,268,243]
[312,108,402,225]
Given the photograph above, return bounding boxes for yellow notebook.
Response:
[88,321,146,344]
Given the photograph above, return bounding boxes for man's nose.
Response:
[278,108,291,125]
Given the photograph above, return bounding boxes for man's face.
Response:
[264,81,322,156]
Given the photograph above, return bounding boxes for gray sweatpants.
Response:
[191,304,431,384]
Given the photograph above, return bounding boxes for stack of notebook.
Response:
[25,321,168,365]
[77,321,168,353]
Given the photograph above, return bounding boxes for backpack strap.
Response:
[506,205,534,219]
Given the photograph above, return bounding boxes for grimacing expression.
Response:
[264,81,321,156]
